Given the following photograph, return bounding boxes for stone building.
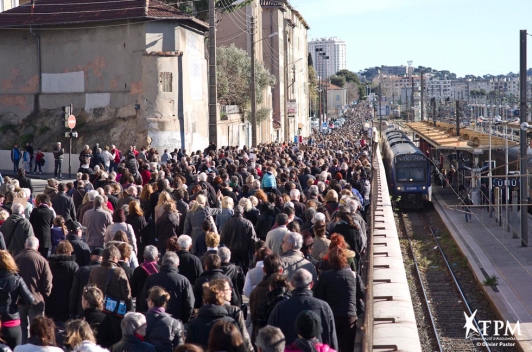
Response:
[0,0,209,153]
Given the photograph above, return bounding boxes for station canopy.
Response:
[406,121,518,151]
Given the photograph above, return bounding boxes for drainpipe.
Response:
[177,52,185,151]
[30,26,41,109]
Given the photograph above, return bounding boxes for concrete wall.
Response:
[0,150,80,174]
[0,21,209,154]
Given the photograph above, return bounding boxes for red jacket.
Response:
[285,342,336,352]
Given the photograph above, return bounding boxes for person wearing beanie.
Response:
[267,269,337,350]
[284,310,336,352]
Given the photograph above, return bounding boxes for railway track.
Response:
[398,209,490,352]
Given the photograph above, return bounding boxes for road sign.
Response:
[67,115,76,129]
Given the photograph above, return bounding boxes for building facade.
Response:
[0,0,210,153]
[0,0,18,12]
[326,84,347,119]
[308,37,346,77]
[261,0,310,142]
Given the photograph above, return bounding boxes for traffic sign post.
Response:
[67,115,76,129]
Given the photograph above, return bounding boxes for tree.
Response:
[336,69,366,99]
[216,44,276,123]
[308,52,313,67]
[330,75,346,88]
[308,65,318,116]
[346,82,359,104]
[171,0,253,22]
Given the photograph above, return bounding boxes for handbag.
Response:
[41,158,45,166]
[102,267,127,317]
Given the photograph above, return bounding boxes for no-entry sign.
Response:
[67,115,76,129]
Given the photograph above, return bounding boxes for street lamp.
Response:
[251,31,278,147]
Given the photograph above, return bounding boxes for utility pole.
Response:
[208,0,217,146]
[432,98,436,127]
[520,29,528,247]
[379,82,382,135]
[456,100,460,137]
[250,16,257,147]
[421,71,424,121]
[411,74,415,122]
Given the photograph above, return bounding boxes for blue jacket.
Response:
[261,172,277,189]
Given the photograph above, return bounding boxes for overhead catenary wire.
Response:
[427,145,532,279]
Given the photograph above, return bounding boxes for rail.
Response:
[399,210,491,352]
[361,144,378,350]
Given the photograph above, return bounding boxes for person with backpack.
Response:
[0,250,35,350]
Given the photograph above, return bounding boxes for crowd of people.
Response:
[0,102,374,352]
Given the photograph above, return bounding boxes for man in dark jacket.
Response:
[29,195,55,258]
[88,245,132,311]
[267,268,338,350]
[53,142,65,179]
[218,247,244,307]
[193,254,237,309]
[69,248,103,316]
[130,245,159,299]
[4,203,35,256]
[139,251,194,323]
[15,169,33,197]
[51,183,77,222]
[175,235,203,285]
[220,206,258,271]
[66,220,91,267]
[71,181,87,213]
[15,237,53,343]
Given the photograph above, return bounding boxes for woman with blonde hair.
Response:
[144,286,184,352]
[0,250,35,349]
[185,281,236,349]
[183,194,221,253]
[154,191,172,223]
[64,319,108,352]
[215,196,234,233]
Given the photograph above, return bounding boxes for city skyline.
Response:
[291,0,532,77]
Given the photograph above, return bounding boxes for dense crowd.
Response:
[0,102,373,352]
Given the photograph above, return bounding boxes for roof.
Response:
[0,0,208,30]
[407,121,518,151]
[327,84,345,90]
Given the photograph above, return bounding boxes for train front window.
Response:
[397,167,425,182]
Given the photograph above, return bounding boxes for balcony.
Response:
[220,105,240,120]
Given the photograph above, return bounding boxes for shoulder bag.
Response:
[102,267,127,317]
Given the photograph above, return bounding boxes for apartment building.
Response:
[308,37,346,77]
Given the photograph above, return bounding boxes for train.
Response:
[382,125,432,209]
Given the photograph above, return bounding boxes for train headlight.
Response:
[409,178,413,181]
[397,187,401,190]
[423,186,426,190]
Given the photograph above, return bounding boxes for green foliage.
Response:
[329,75,346,88]
[217,44,276,125]
[20,133,34,145]
[308,52,313,67]
[173,0,254,22]
[0,123,15,134]
[470,89,487,97]
[336,69,365,100]
[483,274,498,286]
[244,107,271,123]
[38,126,50,135]
[308,65,318,114]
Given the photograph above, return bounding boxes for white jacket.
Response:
[73,341,109,352]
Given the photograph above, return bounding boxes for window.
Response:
[397,167,426,182]
[160,72,172,92]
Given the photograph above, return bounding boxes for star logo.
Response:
[464,310,479,338]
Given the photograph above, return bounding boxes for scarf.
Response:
[148,307,165,314]
[140,260,159,276]
[294,338,318,352]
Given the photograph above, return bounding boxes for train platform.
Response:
[432,185,532,351]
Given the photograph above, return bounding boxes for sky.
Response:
[289,0,532,77]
